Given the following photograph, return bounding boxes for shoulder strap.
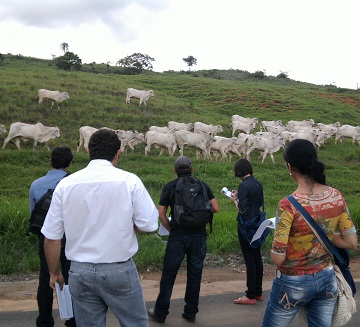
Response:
[286,195,347,266]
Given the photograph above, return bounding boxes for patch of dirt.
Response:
[1,254,360,312]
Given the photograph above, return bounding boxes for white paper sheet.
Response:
[250,217,278,245]
[55,283,73,321]
[158,216,171,236]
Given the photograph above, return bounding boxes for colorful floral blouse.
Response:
[272,187,356,276]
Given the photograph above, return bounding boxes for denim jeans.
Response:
[37,235,75,327]
[261,266,338,327]
[68,259,147,327]
[237,224,264,299]
[154,234,207,320]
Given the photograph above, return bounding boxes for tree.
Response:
[60,42,69,54]
[55,52,82,71]
[116,53,155,74]
[183,55,197,71]
[277,71,289,79]
[0,53,5,63]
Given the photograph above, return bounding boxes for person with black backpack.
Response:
[29,147,75,327]
[148,156,219,324]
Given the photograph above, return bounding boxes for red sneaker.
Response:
[233,297,256,305]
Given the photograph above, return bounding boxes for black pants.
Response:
[237,224,264,299]
[37,235,76,327]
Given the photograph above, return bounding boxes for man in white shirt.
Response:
[42,129,159,327]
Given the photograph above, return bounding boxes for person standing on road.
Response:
[41,129,159,327]
[147,156,219,324]
[261,139,358,327]
[29,146,75,327]
[230,159,266,305]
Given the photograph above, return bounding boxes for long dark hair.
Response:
[283,139,326,185]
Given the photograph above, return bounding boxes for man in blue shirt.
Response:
[29,147,75,327]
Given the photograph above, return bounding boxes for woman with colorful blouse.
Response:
[261,139,358,327]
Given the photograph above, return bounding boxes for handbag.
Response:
[287,195,357,327]
[238,206,270,249]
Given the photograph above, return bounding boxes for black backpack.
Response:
[174,175,213,233]
[29,174,69,235]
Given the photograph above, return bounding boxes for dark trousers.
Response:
[237,224,264,299]
[37,235,76,327]
[155,234,207,319]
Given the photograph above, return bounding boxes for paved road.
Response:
[1,283,359,327]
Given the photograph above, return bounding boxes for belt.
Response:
[276,265,333,278]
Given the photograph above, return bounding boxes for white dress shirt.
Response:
[41,159,158,263]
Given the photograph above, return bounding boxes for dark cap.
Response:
[174,156,192,168]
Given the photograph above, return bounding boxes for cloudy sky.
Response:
[0,0,358,89]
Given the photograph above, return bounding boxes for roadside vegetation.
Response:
[0,54,359,275]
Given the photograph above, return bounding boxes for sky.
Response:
[0,0,359,89]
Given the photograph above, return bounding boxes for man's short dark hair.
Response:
[234,159,253,178]
[51,147,73,169]
[88,129,121,161]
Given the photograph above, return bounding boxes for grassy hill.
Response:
[0,54,359,274]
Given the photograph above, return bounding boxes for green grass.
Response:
[0,54,359,275]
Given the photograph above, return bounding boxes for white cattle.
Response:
[286,119,315,131]
[2,122,60,150]
[126,88,154,106]
[167,121,193,131]
[115,130,141,152]
[0,124,7,134]
[262,125,287,134]
[125,133,145,152]
[335,125,360,144]
[231,121,256,136]
[246,136,285,163]
[231,115,258,125]
[175,130,215,159]
[194,122,223,135]
[288,130,319,145]
[37,89,69,109]
[77,126,98,152]
[210,136,245,161]
[259,120,283,131]
[144,131,177,157]
[316,123,339,137]
[149,126,172,134]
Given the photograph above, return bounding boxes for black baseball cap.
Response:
[174,156,192,168]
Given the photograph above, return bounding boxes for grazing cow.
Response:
[124,133,145,152]
[335,125,360,144]
[259,120,283,131]
[77,126,99,152]
[125,88,154,106]
[2,122,60,150]
[37,89,69,109]
[194,122,223,135]
[144,131,177,157]
[231,115,258,125]
[246,136,285,163]
[0,124,7,134]
[175,130,215,159]
[167,121,193,131]
[231,121,256,136]
[149,126,173,134]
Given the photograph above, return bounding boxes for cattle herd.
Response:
[1,114,359,163]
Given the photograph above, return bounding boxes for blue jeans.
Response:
[68,259,147,327]
[261,266,338,327]
[154,234,207,319]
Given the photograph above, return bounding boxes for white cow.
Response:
[126,88,154,106]
[194,122,223,135]
[288,130,319,145]
[2,122,60,150]
[286,119,315,131]
[210,136,245,161]
[231,121,256,136]
[175,130,215,159]
[144,131,177,157]
[124,133,145,152]
[149,126,172,134]
[335,125,360,144]
[259,120,283,131]
[0,124,7,134]
[231,115,258,125]
[115,130,141,152]
[167,121,193,131]
[76,126,99,152]
[37,89,69,109]
[262,125,287,134]
[246,136,285,163]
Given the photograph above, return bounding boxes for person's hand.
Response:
[49,272,64,290]
[230,190,238,203]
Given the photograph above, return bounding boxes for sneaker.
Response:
[182,313,196,323]
[147,308,165,323]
